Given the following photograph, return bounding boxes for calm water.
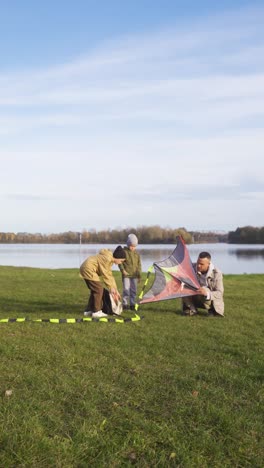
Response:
[0,243,263,274]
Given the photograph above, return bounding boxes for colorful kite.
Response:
[136,236,200,308]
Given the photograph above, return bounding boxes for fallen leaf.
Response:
[127,451,137,463]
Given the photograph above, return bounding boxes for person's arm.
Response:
[119,263,128,276]
[197,286,210,298]
[209,270,224,302]
[100,261,117,290]
[118,252,128,276]
[137,253,142,280]
[198,270,224,300]
[118,263,124,273]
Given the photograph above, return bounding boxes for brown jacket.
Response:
[80,249,117,290]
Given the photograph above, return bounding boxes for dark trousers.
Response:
[182,295,212,311]
[84,279,104,312]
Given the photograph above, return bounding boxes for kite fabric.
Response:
[137,236,200,306]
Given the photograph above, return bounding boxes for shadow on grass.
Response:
[0,296,83,315]
[136,303,184,316]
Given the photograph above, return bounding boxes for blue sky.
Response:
[1,1,263,234]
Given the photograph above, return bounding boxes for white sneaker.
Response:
[92,310,108,318]
[84,311,93,317]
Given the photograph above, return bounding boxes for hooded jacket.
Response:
[118,246,141,278]
[80,249,117,290]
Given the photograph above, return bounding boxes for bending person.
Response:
[80,246,126,318]
[182,251,224,317]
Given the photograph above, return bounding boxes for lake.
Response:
[0,243,263,274]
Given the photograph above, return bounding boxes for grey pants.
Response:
[122,277,137,307]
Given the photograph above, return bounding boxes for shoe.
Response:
[123,305,129,310]
[92,310,108,318]
[183,307,198,316]
[130,305,135,311]
[207,309,216,317]
[189,308,198,316]
[84,311,93,317]
[208,309,222,317]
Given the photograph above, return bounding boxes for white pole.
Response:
[79,232,82,266]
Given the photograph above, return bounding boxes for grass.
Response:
[0,266,263,467]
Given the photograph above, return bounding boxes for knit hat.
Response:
[113,245,126,259]
[127,233,138,247]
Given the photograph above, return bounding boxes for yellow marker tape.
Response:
[0,315,143,324]
[132,314,141,321]
[115,318,124,323]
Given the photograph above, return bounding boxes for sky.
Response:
[1,0,264,234]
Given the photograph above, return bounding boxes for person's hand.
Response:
[115,291,121,302]
[110,288,121,302]
[197,287,208,296]
[122,270,128,276]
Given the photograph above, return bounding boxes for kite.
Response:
[135,236,200,309]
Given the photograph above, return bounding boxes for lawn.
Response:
[0,266,263,467]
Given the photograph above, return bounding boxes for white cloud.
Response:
[0,4,263,232]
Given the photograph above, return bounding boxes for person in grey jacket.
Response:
[182,251,224,317]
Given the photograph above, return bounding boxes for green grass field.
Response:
[0,266,263,467]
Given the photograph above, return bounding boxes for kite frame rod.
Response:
[135,266,154,311]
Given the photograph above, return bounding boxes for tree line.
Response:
[228,226,264,244]
[0,225,262,244]
[0,226,193,244]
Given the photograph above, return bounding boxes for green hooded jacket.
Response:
[118,246,141,279]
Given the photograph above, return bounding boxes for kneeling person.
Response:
[182,251,224,317]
